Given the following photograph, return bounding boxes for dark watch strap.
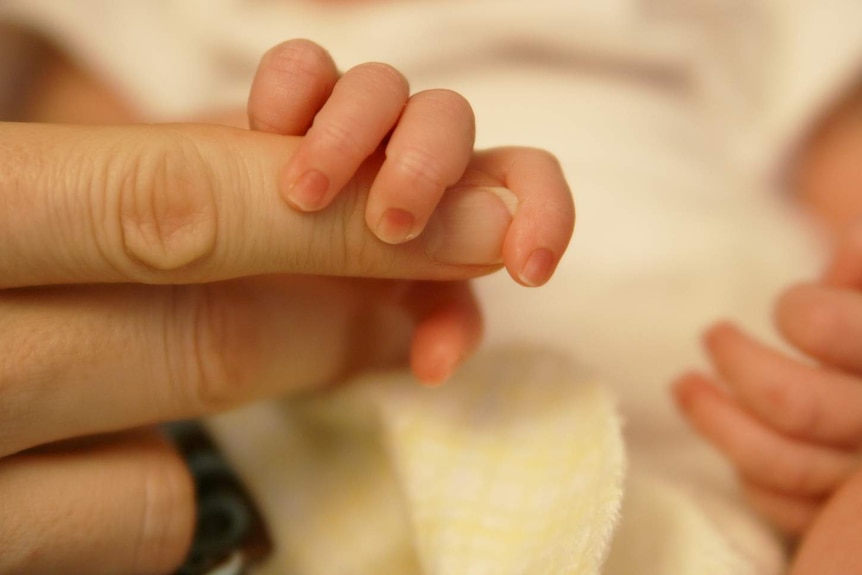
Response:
[162,421,273,575]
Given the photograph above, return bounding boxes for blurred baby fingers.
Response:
[776,283,862,376]
[673,372,858,497]
[821,220,862,289]
[0,429,194,575]
[703,322,862,448]
[741,479,823,537]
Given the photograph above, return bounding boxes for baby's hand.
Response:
[248,39,573,287]
[673,227,862,537]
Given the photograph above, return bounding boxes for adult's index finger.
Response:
[0,122,507,288]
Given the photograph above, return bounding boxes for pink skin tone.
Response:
[247,40,573,379]
[0,38,573,574]
[675,81,862,575]
[262,41,568,286]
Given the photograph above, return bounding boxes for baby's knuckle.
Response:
[356,62,409,99]
[424,89,474,120]
[776,454,822,495]
[797,303,841,353]
[765,382,823,439]
[263,39,332,84]
[529,146,563,167]
[263,39,329,74]
[318,118,369,159]
[165,285,262,414]
[393,146,447,188]
[108,131,219,279]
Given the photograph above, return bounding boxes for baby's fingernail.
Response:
[519,248,556,287]
[425,186,518,265]
[285,169,329,211]
[376,208,417,244]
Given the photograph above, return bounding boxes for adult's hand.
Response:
[0,40,574,574]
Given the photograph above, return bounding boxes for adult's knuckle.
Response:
[165,285,262,414]
[109,131,219,279]
[0,308,60,456]
[131,449,195,574]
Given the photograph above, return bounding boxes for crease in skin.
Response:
[423,186,518,266]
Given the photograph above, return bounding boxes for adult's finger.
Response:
[0,429,194,575]
[776,283,862,374]
[0,122,511,288]
[0,276,395,457]
[281,62,409,211]
[247,39,339,135]
[673,372,857,497]
[704,322,862,447]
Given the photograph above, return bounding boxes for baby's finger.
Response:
[0,429,194,575]
[741,480,822,537]
[466,148,575,286]
[777,283,862,374]
[282,62,409,211]
[673,373,858,497]
[822,222,862,288]
[366,89,475,244]
[403,281,483,385]
[704,322,862,447]
[247,39,339,135]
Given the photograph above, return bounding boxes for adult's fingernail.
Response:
[424,186,518,265]
[284,169,329,211]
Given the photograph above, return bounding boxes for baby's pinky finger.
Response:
[742,480,823,537]
[470,148,575,287]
